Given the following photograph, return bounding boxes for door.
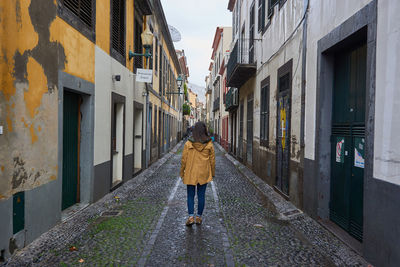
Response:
[13,191,25,234]
[276,74,291,196]
[112,103,124,187]
[62,91,80,210]
[246,96,253,165]
[166,115,170,151]
[239,101,244,159]
[330,44,366,241]
[134,106,143,174]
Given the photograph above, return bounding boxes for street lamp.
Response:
[129,25,154,60]
[176,76,183,89]
[166,75,184,95]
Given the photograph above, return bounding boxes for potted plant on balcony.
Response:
[183,103,190,116]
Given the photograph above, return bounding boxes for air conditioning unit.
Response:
[232,88,238,106]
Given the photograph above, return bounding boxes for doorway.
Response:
[62,91,81,210]
[111,93,125,188]
[246,95,253,165]
[330,44,366,241]
[133,102,143,174]
[239,101,244,160]
[276,60,292,196]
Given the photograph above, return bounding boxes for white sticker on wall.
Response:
[354,148,365,168]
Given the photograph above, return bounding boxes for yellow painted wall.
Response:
[96,0,111,54]
[0,0,60,198]
[50,18,95,83]
[0,0,96,199]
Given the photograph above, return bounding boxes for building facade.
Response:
[209,27,232,144]
[0,0,182,260]
[220,0,400,266]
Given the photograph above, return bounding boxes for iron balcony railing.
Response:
[227,39,256,88]
[225,87,238,111]
[213,97,220,112]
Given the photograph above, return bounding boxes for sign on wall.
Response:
[136,69,153,83]
[336,137,344,163]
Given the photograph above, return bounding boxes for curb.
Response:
[213,142,302,221]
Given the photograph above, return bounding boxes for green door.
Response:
[330,44,366,241]
[62,91,80,210]
[13,191,25,234]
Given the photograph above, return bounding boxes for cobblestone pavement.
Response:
[4,141,368,266]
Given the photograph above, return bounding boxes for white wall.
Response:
[373,0,400,185]
[94,46,140,166]
[304,0,372,160]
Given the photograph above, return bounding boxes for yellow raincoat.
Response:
[180,139,215,185]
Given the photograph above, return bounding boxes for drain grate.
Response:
[101,210,123,217]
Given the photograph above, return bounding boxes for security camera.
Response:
[113,75,121,82]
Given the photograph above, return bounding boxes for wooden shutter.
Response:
[63,0,93,27]
[112,0,125,56]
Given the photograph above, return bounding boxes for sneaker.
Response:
[186,216,194,226]
[195,216,202,225]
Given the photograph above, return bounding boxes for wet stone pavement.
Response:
[4,141,368,266]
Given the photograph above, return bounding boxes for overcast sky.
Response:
[160,0,232,93]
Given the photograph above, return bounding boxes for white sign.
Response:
[0,126,3,135]
[354,148,365,168]
[136,69,153,83]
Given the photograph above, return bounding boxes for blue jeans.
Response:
[187,183,207,217]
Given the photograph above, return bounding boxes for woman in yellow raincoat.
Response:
[180,121,215,226]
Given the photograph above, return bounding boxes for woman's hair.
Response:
[192,121,210,143]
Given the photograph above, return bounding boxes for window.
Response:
[155,39,158,74]
[133,19,143,71]
[268,0,280,17]
[63,0,93,27]
[258,0,265,32]
[59,0,95,41]
[111,0,126,59]
[260,77,270,146]
[249,4,255,63]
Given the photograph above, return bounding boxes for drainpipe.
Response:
[145,83,150,169]
[300,0,309,154]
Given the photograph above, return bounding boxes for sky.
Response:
[160,0,232,101]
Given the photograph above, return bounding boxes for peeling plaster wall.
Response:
[0,0,96,200]
[0,0,65,199]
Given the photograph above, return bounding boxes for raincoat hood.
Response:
[187,138,212,152]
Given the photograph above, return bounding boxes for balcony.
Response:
[227,39,256,88]
[225,87,238,111]
[213,97,220,112]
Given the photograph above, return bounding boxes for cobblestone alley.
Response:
[4,142,368,267]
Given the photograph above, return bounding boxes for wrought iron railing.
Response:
[225,87,238,111]
[227,39,255,81]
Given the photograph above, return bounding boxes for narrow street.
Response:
[5,142,366,267]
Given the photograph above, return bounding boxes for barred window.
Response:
[63,0,93,28]
[112,0,125,57]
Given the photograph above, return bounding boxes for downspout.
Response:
[300,0,309,153]
[144,17,150,169]
[145,82,150,168]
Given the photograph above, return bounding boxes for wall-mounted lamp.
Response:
[112,75,121,82]
[166,75,184,95]
[129,26,154,60]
